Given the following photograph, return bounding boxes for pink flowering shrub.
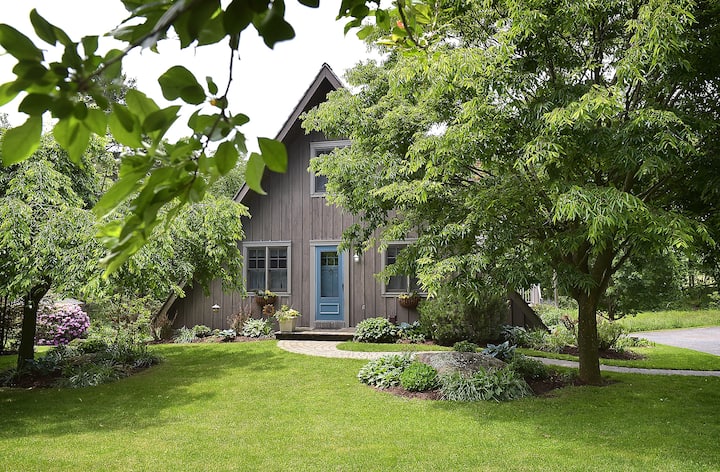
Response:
[36,303,90,346]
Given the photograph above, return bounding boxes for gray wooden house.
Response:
[162,64,545,332]
[164,64,426,330]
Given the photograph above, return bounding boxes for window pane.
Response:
[269,248,287,269]
[268,247,288,291]
[385,245,405,292]
[269,269,287,291]
[248,248,265,269]
[247,270,265,292]
[314,173,328,193]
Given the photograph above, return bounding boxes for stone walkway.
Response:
[277,340,720,377]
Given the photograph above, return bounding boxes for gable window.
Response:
[244,243,291,293]
[383,244,421,294]
[310,140,351,197]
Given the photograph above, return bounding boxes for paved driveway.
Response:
[634,327,720,356]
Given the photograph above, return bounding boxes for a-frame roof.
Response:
[233,63,344,203]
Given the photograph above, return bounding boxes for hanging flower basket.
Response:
[255,291,277,307]
[398,293,420,309]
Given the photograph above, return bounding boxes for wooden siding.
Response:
[168,85,421,330]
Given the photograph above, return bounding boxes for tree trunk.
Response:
[16,280,51,371]
[0,295,8,355]
[576,293,602,385]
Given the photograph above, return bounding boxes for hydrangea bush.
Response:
[36,303,90,346]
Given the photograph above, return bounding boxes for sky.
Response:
[0,1,376,150]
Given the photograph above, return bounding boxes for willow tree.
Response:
[305,0,720,384]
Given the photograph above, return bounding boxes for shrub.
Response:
[216,329,237,341]
[615,335,653,351]
[418,286,507,346]
[36,303,90,346]
[59,362,121,388]
[241,318,273,338]
[453,341,479,352]
[1,340,161,388]
[353,317,399,343]
[357,354,413,388]
[508,355,550,381]
[192,325,213,338]
[501,325,528,346]
[397,321,426,344]
[596,317,625,351]
[74,338,109,354]
[481,341,516,362]
[399,362,438,392]
[439,368,532,402]
[173,326,198,343]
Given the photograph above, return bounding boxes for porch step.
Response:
[275,327,355,341]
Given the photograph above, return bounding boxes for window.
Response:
[383,244,420,294]
[244,243,291,293]
[310,140,351,197]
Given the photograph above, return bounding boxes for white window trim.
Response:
[309,140,352,197]
[380,240,426,297]
[243,241,292,295]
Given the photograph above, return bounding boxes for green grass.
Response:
[1,341,719,471]
[617,309,720,332]
[518,343,720,371]
[336,341,451,352]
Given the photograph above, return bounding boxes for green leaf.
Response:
[224,0,254,36]
[245,152,266,195]
[215,141,239,175]
[258,137,287,172]
[206,76,218,95]
[0,82,20,106]
[102,49,124,81]
[82,36,99,57]
[93,171,146,217]
[1,116,42,166]
[253,0,296,48]
[109,104,143,148]
[18,93,52,115]
[83,108,107,135]
[298,0,320,7]
[158,66,205,105]
[29,9,57,44]
[0,24,44,61]
[53,117,91,164]
[142,106,181,135]
[125,89,159,121]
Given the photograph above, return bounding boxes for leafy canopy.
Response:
[305,0,720,384]
[0,0,378,273]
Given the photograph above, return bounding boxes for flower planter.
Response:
[398,296,420,309]
[278,318,297,333]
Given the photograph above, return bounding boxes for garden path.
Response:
[276,340,720,377]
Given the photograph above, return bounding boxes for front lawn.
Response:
[1,341,719,471]
[519,344,720,371]
[616,309,720,332]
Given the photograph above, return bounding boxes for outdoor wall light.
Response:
[353,253,361,263]
[211,304,220,313]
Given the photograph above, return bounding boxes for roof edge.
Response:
[232,63,344,203]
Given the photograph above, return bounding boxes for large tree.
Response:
[0,134,106,369]
[304,0,720,384]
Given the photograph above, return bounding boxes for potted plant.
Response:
[398,292,420,309]
[275,305,301,332]
[255,290,277,307]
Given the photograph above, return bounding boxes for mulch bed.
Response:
[559,346,645,360]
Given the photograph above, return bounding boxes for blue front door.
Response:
[315,246,343,322]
